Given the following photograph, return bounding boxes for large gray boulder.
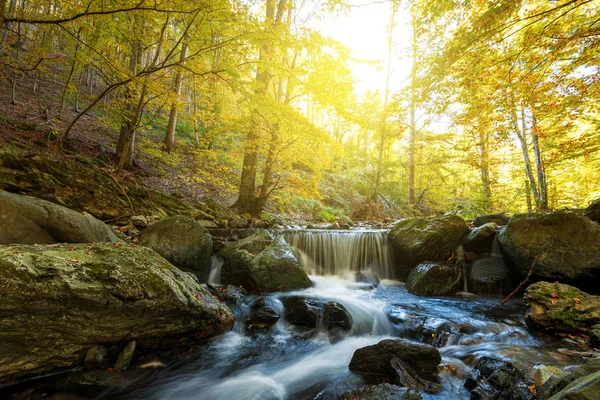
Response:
[538,359,600,400]
[405,262,462,296]
[0,190,119,245]
[0,243,234,385]
[388,215,468,276]
[498,211,600,287]
[523,281,600,334]
[217,231,312,293]
[139,215,212,281]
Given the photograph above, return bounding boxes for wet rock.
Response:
[548,370,600,400]
[139,215,213,281]
[534,366,562,389]
[388,215,468,276]
[246,297,280,331]
[0,243,234,385]
[114,341,136,372]
[405,262,462,296]
[209,284,247,304]
[282,296,353,332]
[355,271,380,287]
[473,213,510,227]
[0,190,120,245]
[584,198,600,223]
[403,316,459,347]
[218,232,311,294]
[338,384,422,400]
[498,211,600,289]
[469,256,509,295]
[83,345,109,370]
[462,223,498,254]
[523,281,600,333]
[464,357,533,400]
[537,358,600,399]
[349,339,441,377]
[131,215,148,228]
[53,369,148,397]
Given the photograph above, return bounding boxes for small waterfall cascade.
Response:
[283,230,395,278]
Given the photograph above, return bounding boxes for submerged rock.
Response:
[0,190,119,245]
[218,231,311,294]
[83,346,109,370]
[498,211,600,290]
[139,215,213,281]
[349,339,441,377]
[338,383,422,400]
[355,271,380,287]
[114,341,136,372]
[0,243,234,385]
[405,262,462,296]
[246,297,281,331]
[464,357,534,400]
[388,215,468,276]
[282,296,353,332]
[523,281,600,333]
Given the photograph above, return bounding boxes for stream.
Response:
[119,230,577,400]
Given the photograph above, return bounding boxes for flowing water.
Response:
[118,231,580,400]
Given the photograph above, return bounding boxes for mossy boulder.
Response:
[523,281,600,333]
[139,215,212,281]
[0,243,234,385]
[537,359,600,400]
[0,190,119,245]
[405,262,462,296]
[462,222,498,254]
[584,198,600,223]
[498,211,600,289]
[388,215,468,276]
[217,231,311,293]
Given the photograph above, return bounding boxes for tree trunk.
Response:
[511,95,539,208]
[478,124,492,210]
[531,109,548,211]
[373,1,396,201]
[407,12,418,206]
[164,36,189,153]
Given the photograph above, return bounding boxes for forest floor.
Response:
[0,65,243,216]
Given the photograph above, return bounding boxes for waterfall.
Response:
[283,230,395,279]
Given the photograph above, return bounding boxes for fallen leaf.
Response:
[550,292,560,298]
[12,251,25,254]
[107,367,114,372]
[72,258,79,263]
[528,385,536,395]
[573,298,582,304]
[86,250,92,255]
[551,299,558,305]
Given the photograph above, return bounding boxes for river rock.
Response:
[473,213,510,227]
[584,198,600,223]
[282,296,353,332]
[208,284,247,304]
[498,211,600,290]
[83,345,109,370]
[139,215,213,281]
[462,222,498,254]
[338,384,422,400]
[355,271,380,287]
[405,262,462,296]
[523,281,600,333]
[0,190,119,245]
[388,215,468,275]
[534,366,562,389]
[537,359,600,400]
[246,297,281,331]
[114,341,136,372]
[349,339,441,377]
[464,357,534,400]
[469,256,510,295]
[218,232,311,294]
[131,215,148,228]
[53,369,149,397]
[0,243,234,385]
